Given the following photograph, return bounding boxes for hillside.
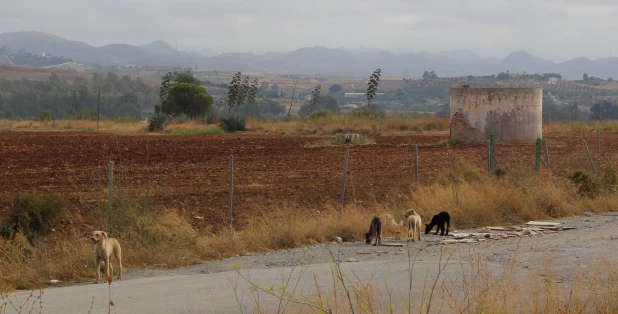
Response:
[1,31,617,80]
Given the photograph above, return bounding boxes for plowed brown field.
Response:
[1,130,616,232]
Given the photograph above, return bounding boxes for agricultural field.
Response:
[1,129,615,234]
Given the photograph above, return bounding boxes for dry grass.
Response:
[0,119,147,134]
[545,120,618,134]
[246,115,450,135]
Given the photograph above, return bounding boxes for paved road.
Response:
[5,213,618,313]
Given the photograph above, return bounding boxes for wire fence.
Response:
[1,131,615,233]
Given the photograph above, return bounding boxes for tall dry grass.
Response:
[247,115,450,135]
[545,120,618,134]
[0,119,147,134]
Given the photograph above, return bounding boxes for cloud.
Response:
[1,0,617,60]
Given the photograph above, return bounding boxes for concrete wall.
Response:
[450,88,543,144]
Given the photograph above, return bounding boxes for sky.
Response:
[2,0,618,61]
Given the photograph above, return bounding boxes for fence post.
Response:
[339,150,350,215]
[414,144,419,185]
[489,134,495,172]
[597,130,601,172]
[487,140,491,174]
[544,139,550,171]
[229,156,234,233]
[583,140,597,174]
[97,87,101,131]
[108,161,114,234]
[534,137,541,172]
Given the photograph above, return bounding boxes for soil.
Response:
[1,130,616,234]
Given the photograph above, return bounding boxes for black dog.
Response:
[424,211,450,236]
[365,216,382,246]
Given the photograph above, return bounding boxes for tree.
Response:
[366,69,381,107]
[310,84,321,107]
[583,73,589,81]
[422,70,439,79]
[270,84,279,94]
[159,70,201,101]
[329,84,342,93]
[224,72,259,115]
[298,95,339,116]
[161,83,213,118]
[590,100,617,120]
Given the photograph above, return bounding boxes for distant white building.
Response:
[548,77,560,85]
[344,93,384,98]
[304,95,312,100]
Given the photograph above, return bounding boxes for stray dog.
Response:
[365,216,382,246]
[91,231,123,284]
[405,211,422,242]
[380,213,400,226]
[425,211,451,236]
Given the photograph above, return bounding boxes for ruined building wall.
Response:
[449,88,543,144]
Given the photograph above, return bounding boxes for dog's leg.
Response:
[105,254,112,282]
[114,246,122,279]
[94,256,100,284]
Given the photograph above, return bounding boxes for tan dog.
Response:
[91,231,123,284]
[404,210,422,242]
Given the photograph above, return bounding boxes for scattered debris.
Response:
[438,221,576,245]
[584,212,593,217]
[526,221,561,227]
[333,236,343,243]
[50,280,60,284]
[380,242,404,247]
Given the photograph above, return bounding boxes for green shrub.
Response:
[349,107,380,120]
[307,109,333,120]
[219,115,246,133]
[203,110,221,125]
[568,170,598,198]
[148,114,168,132]
[1,193,66,243]
[72,110,98,120]
[39,110,54,122]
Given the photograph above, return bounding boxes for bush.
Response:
[39,110,54,121]
[349,107,380,120]
[1,193,66,243]
[203,110,221,125]
[219,115,246,133]
[307,109,333,120]
[568,170,598,198]
[148,114,168,132]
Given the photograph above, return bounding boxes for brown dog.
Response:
[91,231,123,284]
[404,210,422,242]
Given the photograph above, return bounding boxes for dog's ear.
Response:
[103,232,109,239]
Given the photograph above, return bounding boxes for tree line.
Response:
[0,72,158,119]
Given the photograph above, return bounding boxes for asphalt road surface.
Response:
[5,212,618,313]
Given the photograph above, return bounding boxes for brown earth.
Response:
[1,130,616,233]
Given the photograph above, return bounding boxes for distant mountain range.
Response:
[1,31,617,80]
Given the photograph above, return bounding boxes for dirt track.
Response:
[1,130,616,232]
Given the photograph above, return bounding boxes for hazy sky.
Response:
[2,0,617,61]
